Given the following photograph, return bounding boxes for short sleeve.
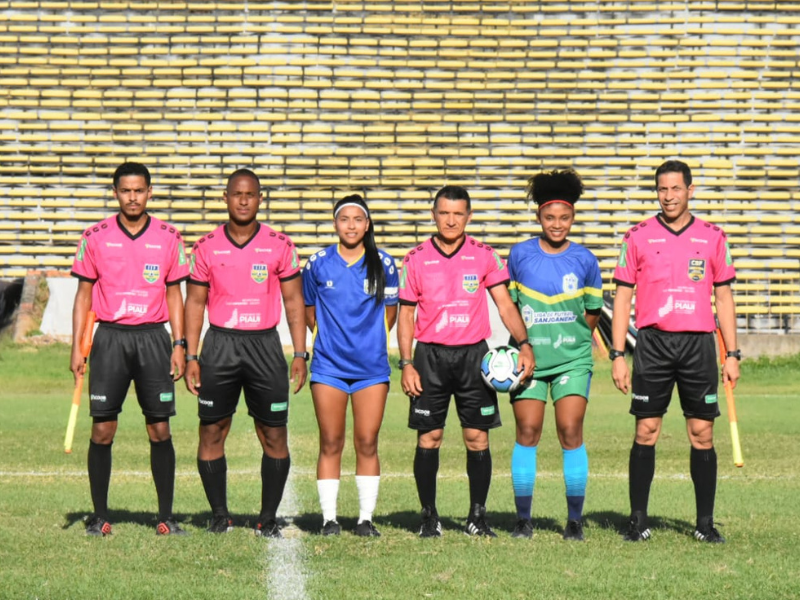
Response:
[188,241,210,286]
[483,247,510,288]
[166,231,190,284]
[398,254,419,304]
[583,251,604,311]
[276,237,301,281]
[507,245,520,304]
[612,230,638,286]
[302,256,318,306]
[71,232,98,282]
[382,252,399,306]
[712,230,736,285]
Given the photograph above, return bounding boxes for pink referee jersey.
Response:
[613,215,736,332]
[71,215,189,325]
[399,235,509,345]
[189,223,300,330]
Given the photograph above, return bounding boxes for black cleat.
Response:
[156,518,188,536]
[255,519,282,538]
[464,504,497,538]
[354,520,381,537]
[85,515,112,537]
[622,514,651,542]
[321,520,341,536]
[418,506,443,538]
[511,519,534,539]
[694,518,725,544]
[207,514,234,534]
[563,519,584,541]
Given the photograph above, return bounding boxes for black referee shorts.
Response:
[88,323,176,419]
[197,326,290,426]
[407,340,501,431]
[630,327,720,420]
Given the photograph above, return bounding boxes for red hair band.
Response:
[538,199,574,210]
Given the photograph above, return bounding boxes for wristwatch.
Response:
[293,351,310,360]
[398,359,414,369]
[609,349,626,360]
[516,339,532,349]
[172,338,186,348]
[726,349,742,360]
[185,354,199,362]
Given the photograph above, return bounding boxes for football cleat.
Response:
[156,518,188,536]
[255,519,282,539]
[418,506,443,538]
[562,519,584,541]
[207,514,234,534]
[321,520,341,536]
[694,518,725,544]
[511,519,534,539]
[85,515,112,537]
[622,514,652,542]
[354,520,381,537]
[464,504,497,538]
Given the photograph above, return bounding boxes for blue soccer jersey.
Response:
[302,245,399,379]
[508,239,603,377]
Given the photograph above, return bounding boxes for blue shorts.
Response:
[310,372,389,394]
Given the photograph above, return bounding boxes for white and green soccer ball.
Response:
[480,345,522,393]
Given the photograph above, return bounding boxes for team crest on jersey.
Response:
[363,279,370,294]
[688,259,706,282]
[251,264,268,284]
[399,264,407,289]
[521,305,534,328]
[178,244,187,265]
[562,273,578,294]
[462,274,479,294]
[618,242,628,267]
[143,263,160,283]
[76,238,87,261]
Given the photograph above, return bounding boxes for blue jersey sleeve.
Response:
[302,256,319,307]
[381,251,399,305]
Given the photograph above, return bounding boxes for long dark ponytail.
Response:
[333,194,385,304]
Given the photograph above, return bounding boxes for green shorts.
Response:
[511,367,592,403]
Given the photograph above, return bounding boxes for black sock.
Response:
[414,446,439,513]
[466,449,492,508]
[690,446,717,527]
[629,442,656,520]
[198,456,228,517]
[88,440,112,519]
[150,438,175,521]
[260,454,290,523]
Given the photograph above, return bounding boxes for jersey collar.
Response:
[430,235,467,259]
[116,213,151,241]
[656,213,695,237]
[224,222,260,249]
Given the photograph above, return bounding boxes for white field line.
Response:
[264,470,308,600]
[0,468,795,481]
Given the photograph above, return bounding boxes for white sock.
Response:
[356,475,380,524]
[317,479,340,523]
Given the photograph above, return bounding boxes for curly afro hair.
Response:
[526,169,583,207]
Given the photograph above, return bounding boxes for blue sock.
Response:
[511,443,537,520]
[563,444,588,522]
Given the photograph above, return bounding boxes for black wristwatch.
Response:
[173,338,186,348]
[609,349,626,360]
[185,354,199,362]
[398,359,414,369]
[726,349,742,361]
[293,351,310,360]
[516,339,532,349]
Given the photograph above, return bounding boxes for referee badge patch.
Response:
[251,263,268,283]
[463,274,479,293]
[143,263,160,283]
[688,259,706,282]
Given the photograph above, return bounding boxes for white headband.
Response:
[334,202,369,219]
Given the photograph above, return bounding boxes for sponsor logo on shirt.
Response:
[363,279,371,294]
[705,394,718,404]
[255,248,272,253]
[435,310,449,333]
[414,408,431,416]
[291,247,299,269]
[492,251,504,270]
[213,250,231,255]
[239,313,261,325]
[690,238,708,244]
[633,394,649,402]
[449,314,470,327]
[562,273,578,294]
[251,263,268,284]
[658,295,674,318]
[189,253,196,273]
[90,394,106,402]
[648,238,666,244]
[559,375,570,386]
[198,398,214,407]
[143,263,160,283]
[532,337,552,345]
[480,406,496,416]
[271,402,288,412]
[688,259,706,282]
[424,260,440,266]
[552,334,576,349]
[146,244,162,250]
[127,303,149,315]
[531,311,576,324]
[461,255,475,260]
[725,241,733,266]
[160,393,173,403]
[178,244,187,265]
[675,299,696,313]
[106,242,123,248]
[399,265,407,289]
[462,274,479,293]
[618,242,628,267]
[326,280,334,288]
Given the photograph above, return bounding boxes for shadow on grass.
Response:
[62,510,293,532]
[583,510,693,535]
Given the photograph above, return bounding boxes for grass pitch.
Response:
[0,338,798,600]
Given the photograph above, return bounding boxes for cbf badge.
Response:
[143,263,160,283]
[688,259,706,282]
[463,274,479,293]
[251,264,268,284]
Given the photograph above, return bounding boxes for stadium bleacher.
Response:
[0,1,798,330]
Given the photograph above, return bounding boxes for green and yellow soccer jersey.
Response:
[508,238,603,378]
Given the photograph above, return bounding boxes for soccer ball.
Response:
[480,346,522,393]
